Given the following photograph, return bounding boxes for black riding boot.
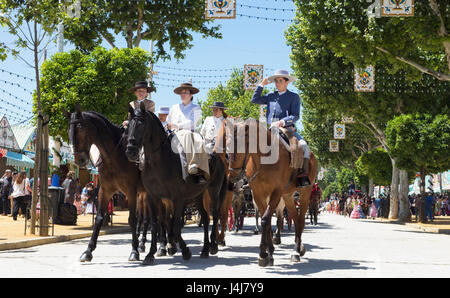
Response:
[297,158,311,187]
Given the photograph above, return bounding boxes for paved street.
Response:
[0,213,449,278]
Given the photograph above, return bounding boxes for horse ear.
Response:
[75,102,82,118]
[139,100,146,112]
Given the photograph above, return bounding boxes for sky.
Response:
[0,0,302,128]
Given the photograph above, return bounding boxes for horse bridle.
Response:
[228,149,260,183]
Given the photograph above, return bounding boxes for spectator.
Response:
[440,197,447,216]
[375,196,382,218]
[10,171,31,220]
[425,192,434,222]
[62,171,77,205]
[0,169,13,215]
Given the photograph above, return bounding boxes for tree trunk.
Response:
[419,167,427,223]
[389,158,399,219]
[398,169,410,222]
[368,178,374,198]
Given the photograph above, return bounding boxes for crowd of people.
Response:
[0,168,105,223]
[322,188,449,222]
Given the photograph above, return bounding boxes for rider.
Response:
[166,82,209,185]
[251,69,311,187]
[200,101,228,154]
[123,80,155,127]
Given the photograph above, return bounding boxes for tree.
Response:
[38,46,152,139]
[386,113,450,222]
[356,148,392,187]
[61,0,222,60]
[285,0,450,220]
[289,0,449,81]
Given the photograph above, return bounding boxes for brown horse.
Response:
[66,105,145,262]
[309,187,321,225]
[220,118,318,266]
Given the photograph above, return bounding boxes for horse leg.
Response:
[80,187,112,262]
[254,203,260,235]
[174,203,191,260]
[143,196,158,265]
[198,199,211,258]
[273,208,282,245]
[156,213,168,257]
[166,214,178,256]
[139,213,150,253]
[218,190,232,246]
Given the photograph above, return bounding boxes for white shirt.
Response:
[167,102,202,132]
[11,178,30,198]
[200,116,224,147]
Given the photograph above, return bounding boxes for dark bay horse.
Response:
[309,186,321,225]
[125,102,227,265]
[221,118,318,267]
[66,105,145,262]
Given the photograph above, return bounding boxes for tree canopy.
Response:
[37,46,152,139]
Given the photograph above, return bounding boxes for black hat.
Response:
[209,101,227,110]
[173,82,199,95]
[128,81,155,93]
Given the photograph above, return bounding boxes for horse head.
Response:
[66,103,91,168]
[125,101,147,163]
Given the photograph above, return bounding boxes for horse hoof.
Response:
[80,251,93,262]
[218,240,226,247]
[167,245,178,256]
[128,251,140,262]
[182,249,192,261]
[156,248,167,257]
[273,237,281,245]
[142,255,155,266]
[200,251,209,259]
[254,229,259,235]
[269,256,274,266]
[300,244,306,257]
[209,244,218,255]
[258,256,271,267]
[138,245,145,253]
[290,254,301,263]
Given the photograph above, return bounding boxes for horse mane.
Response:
[83,110,123,143]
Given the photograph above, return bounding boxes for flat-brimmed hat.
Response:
[267,69,296,83]
[173,82,199,95]
[157,106,170,115]
[128,80,155,93]
[209,101,227,110]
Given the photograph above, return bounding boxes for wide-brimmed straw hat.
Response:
[267,69,297,83]
[173,82,199,95]
[209,101,227,110]
[128,80,155,93]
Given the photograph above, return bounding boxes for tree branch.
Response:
[428,0,450,72]
[375,46,450,81]
[100,32,117,49]
[133,7,144,48]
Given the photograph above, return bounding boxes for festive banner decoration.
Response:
[381,0,414,17]
[0,116,19,150]
[342,117,355,124]
[354,65,375,92]
[243,64,264,90]
[329,140,339,152]
[205,0,236,19]
[334,123,346,139]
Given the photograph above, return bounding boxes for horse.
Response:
[220,118,318,266]
[66,104,145,262]
[125,102,227,265]
[309,188,321,225]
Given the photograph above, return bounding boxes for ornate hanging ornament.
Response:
[381,0,414,17]
[354,65,375,92]
[205,0,236,19]
[259,104,268,123]
[342,117,355,124]
[334,123,346,139]
[0,116,19,150]
[329,140,339,152]
[243,64,264,90]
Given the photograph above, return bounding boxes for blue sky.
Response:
[0,0,302,128]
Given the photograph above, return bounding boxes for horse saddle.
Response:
[278,127,303,169]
